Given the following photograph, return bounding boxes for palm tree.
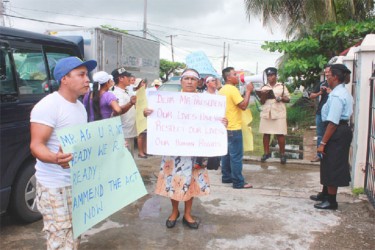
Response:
[244,0,374,38]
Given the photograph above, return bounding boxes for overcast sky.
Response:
[3,0,285,74]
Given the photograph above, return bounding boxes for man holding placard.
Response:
[219,67,254,189]
[30,57,97,249]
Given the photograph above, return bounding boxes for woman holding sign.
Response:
[144,68,227,230]
[259,67,290,164]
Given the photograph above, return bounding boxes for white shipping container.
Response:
[47,27,160,82]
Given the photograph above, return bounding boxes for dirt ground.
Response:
[310,199,375,250]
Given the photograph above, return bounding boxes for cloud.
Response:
[5,0,285,73]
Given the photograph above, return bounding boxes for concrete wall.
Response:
[349,34,375,188]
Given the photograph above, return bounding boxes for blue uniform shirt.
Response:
[321,84,353,124]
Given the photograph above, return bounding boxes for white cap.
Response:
[152,79,162,86]
[133,78,143,88]
[93,71,113,85]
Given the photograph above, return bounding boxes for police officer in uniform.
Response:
[313,64,353,210]
[259,67,290,164]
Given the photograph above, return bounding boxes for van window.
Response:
[45,46,77,81]
[0,46,16,94]
[13,48,48,95]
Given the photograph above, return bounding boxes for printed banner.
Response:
[57,117,147,238]
[147,91,227,156]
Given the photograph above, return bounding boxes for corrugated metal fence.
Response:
[365,72,375,208]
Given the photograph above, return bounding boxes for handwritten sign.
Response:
[185,51,220,76]
[147,91,227,156]
[136,86,148,135]
[57,117,147,238]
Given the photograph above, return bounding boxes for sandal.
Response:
[138,154,147,159]
[233,183,253,189]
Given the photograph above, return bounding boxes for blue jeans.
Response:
[221,130,245,188]
[316,114,325,157]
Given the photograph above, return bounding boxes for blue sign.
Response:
[185,51,219,77]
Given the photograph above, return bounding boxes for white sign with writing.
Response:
[147,91,227,156]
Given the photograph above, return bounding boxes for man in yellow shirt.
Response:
[219,67,254,189]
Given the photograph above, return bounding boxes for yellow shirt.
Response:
[219,84,243,130]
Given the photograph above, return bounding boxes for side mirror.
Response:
[45,80,60,93]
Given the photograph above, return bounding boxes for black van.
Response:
[0,27,82,222]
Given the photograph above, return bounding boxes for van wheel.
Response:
[10,161,42,223]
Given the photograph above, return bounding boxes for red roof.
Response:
[339,40,363,56]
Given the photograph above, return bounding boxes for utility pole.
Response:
[221,42,226,70]
[256,62,258,74]
[0,0,6,27]
[143,0,147,38]
[166,35,176,62]
[226,43,230,67]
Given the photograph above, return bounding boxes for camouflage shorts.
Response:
[36,182,80,250]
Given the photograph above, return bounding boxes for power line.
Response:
[3,14,84,27]
[10,5,283,44]
[10,6,141,25]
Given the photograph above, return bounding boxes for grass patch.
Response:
[352,187,365,196]
[245,94,315,157]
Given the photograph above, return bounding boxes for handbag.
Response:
[194,157,208,169]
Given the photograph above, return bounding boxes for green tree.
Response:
[245,0,374,38]
[159,59,186,82]
[261,20,375,87]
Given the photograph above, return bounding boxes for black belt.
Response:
[339,120,349,125]
[324,120,349,126]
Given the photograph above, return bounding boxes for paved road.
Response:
[1,156,374,249]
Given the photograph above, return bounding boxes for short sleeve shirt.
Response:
[30,92,87,188]
[321,84,353,124]
[260,82,290,120]
[219,84,243,130]
[110,86,137,138]
[83,91,117,121]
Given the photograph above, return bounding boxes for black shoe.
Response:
[310,156,321,162]
[314,200,338,210]
[166,211,180,228]
[182,216,199,229]
[138,154,148,159]
[310,192,327,201]
[280,155,287,164]
[222,180,233,184]
[261,153,271,162]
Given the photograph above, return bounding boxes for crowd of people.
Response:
[30,56,353,249]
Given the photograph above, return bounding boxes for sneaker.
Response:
[280,155,287,164]
[261,153,271,162]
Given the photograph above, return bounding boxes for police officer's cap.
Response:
[264,67,277,75]
[330,64,351,74]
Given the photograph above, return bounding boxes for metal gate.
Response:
[365,73,375,207]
